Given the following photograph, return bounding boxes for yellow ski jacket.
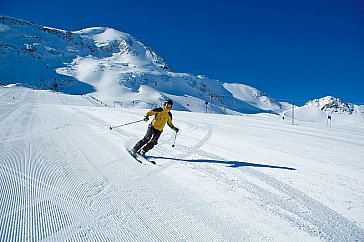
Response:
[146,106,175,131]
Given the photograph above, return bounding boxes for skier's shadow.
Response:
[148,156,296,170]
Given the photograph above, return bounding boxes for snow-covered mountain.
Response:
[0,15,283,114]
[223,83,283,113]
[304,96,358,114]
[1,15,364,241]
[281,96,364,126]
[1,14,362,124]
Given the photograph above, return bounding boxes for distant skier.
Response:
[131,99,179,156]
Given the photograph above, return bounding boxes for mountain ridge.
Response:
[0,15,362,118]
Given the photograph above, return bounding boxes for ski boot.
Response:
[139,149,146,157]
[130,148,137,157]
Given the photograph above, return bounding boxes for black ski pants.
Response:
[133,124,162,153]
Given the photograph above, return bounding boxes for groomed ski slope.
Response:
[0,86,363,242]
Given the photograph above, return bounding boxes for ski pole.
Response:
[172,132,177,147]
[109,119,144,130]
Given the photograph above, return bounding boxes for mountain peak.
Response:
[305,96,355,114]
[1,15,286,114]
[7,15,361,117]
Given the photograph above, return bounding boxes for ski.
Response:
[128,150,156,165]
[144,157,156,165]
[129,150,142,164]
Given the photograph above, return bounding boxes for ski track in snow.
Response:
[0,87,363,241]
[74,104,364,241]
[151,120,363,241]
[183,122,364,241]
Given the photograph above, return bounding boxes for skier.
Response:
[131,99,179,157]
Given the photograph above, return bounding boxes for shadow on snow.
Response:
[148,156,296,170]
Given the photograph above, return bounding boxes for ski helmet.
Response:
[165,99,173,107]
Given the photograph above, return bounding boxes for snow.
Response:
[0,15,284,115]
[223,83,282,113]
[1,85,363,241]
[0,23,10,32]
[1,15,364,241]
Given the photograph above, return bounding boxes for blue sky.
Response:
[1,0,364,104]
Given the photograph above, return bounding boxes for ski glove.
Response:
[173,127,179,133]
[143,116,149,122]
